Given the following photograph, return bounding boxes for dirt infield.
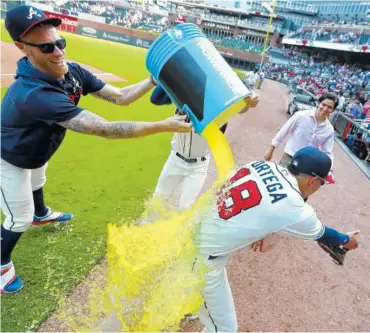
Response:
[1,42,126,87]
[38,79,370,332]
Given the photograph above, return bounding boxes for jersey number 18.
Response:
[217,168,262,220]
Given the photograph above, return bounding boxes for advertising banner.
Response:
[202,21,232,31]
[44,11,78,33]
[77,26,154,49]
[78,25,100,38]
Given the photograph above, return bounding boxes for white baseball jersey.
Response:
[170,108,211,158]
[171,129,210,158]
[197,160,324,256]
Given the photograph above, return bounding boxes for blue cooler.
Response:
[146,23,252,134]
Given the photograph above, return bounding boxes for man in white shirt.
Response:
[194,147,359,332]
[264,92,337,172]
[257,70,265,89]
[245,69,259,89]
[337,91,345,111]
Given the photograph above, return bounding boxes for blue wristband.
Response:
[316,226,350,246]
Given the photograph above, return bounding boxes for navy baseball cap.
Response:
[5,5,62,41]
[150,85,172,105]
[288,147,335,184]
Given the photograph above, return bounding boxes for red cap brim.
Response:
[19,17,62,39]
[324,174,335,184]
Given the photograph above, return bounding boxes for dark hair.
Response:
[318,92,338,110]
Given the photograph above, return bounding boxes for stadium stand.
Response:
[290,29,368,45]
[62,1,168,32]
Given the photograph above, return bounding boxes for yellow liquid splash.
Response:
[60,121,236,332]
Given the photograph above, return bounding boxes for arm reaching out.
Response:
[91,77,156,106]
[57,110,192,139]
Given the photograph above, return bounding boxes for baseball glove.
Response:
[318,242,349,265]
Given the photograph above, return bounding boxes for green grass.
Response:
[1,21,175,332]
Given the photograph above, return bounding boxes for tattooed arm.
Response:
[57,110,192,139]
[91,77,155,106]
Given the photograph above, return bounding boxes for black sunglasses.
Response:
[20,38,66,54]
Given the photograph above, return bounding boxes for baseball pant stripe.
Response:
[204,301,218,332]
[0,158,43,232]
[1,187,15,231]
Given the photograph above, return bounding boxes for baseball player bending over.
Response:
[193,147,359,332]
[148,86,259,211]
[1,6,191,294]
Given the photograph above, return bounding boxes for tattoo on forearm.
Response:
[92,91,117,104]
[57,110,135,139]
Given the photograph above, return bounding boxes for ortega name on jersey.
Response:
[250,160,287,204]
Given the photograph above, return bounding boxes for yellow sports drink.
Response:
[100,123,236,332]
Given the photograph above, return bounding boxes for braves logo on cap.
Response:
[27,7,42,20]
[5,5,62,41]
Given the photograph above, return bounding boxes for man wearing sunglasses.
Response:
[191,147,359,332]
[1,5,191,293]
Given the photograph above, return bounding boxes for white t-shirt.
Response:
[245,71,259,86]
[338,96,345,109]
[196,161,324,256]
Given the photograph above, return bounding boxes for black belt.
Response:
[176,152,206,163]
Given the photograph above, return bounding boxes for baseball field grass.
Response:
[1,20,244,332]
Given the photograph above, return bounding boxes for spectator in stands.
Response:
[362,79,369,90]
[264,92,337,172]
[349,100,361,119]
[351,132,369,160]
[362,97,370,120]
[358,93,367,106]
[337,91,346,111]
